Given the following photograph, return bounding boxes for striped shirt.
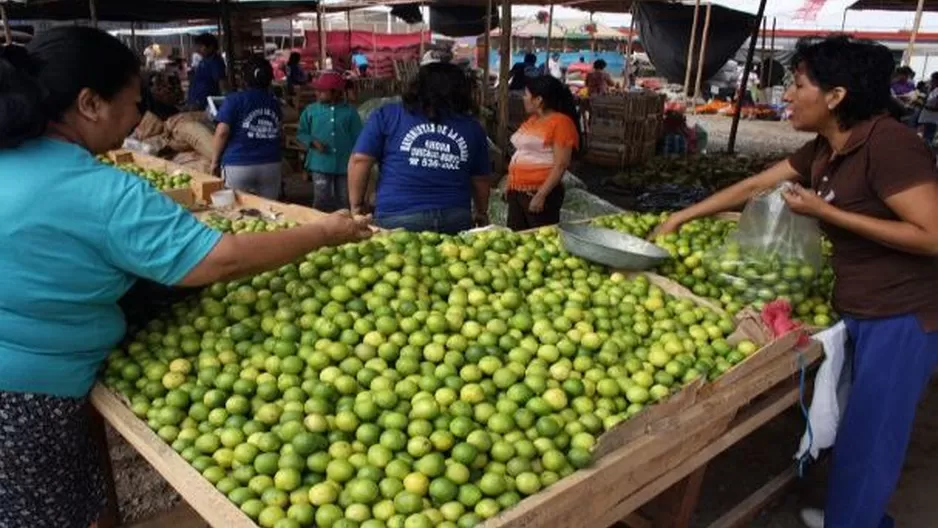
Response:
[507,113,579,191]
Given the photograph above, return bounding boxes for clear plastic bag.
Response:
[706,183,823,310]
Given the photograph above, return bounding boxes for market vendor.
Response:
[654,36,938,528]
[186,33,227,111]
[348,62,492,233]
[210,54,283,199]
[506,75,580,231]
[0,28,372,528]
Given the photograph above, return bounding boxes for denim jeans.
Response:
[310,171,349,213]
[375,208,472,234]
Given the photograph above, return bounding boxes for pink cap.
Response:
[313,71,346,91]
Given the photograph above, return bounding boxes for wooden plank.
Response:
[640,466,708,527]
[622,513,652,528]
[600,380,805,526]
[89,386,257,528]
[89,407,121,528]
[107,149,224,203]
[707,467,799,528]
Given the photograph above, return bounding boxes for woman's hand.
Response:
[649,214,685,239]
[319,211,374,245]
[529,192,547,213]
[209,160,220,176]
[311,140,329,153]
[782,184,831,218]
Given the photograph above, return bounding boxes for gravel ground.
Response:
[108,117,938,528]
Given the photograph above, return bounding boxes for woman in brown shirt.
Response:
[657,36,938,528]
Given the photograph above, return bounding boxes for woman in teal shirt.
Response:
[0,28,372,528]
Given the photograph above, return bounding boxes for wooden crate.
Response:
[92,259,816,528]
[108,150,224,205]
[195,190,326,224]
[584,92,666,169]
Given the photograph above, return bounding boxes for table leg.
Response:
[640,465,709,528]
[90,407,121,528]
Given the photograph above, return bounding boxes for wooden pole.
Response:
[903,0,926,66]
[317,3,326,69]
[482,0,492,109]
[683,0,701,97]
[692,3,712,102]
[419,4,426,57]
[89,0,98,28]
[496,0,512,159]
[289,17,294,49]
[589,12,595,54]
[727,0,767,154]
[220,0,235,86]
[347,11,353,69]
[767,17,776,99]
[545,4,554,59]
[1,5,12,45]
[130,22,136,53]
[626,2,637,87]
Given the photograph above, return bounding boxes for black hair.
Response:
[524,53,537,65]
[288,52,301,65]
[244,54,273,89]
[194,33,219,51]
[0,27,140,150]
[593,59,607,71]
[525,75,581,152]
[403,61,475,123]
[790,35,895,129]
[895,66,915,78]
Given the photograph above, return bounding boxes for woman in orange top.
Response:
[506,76,581,231]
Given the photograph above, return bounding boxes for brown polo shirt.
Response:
[788,114,938,332]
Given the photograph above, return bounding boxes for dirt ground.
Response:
[111,117,938,527]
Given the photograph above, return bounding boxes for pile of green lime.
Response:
[593,213,837,328]
[202,214,299,234]
[104,229,756,528]
[98,156,192,191]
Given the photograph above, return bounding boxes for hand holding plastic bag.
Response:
[706,182,824,313]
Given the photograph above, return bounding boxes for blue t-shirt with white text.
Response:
[216,88,283,166]
[353,103,490,216]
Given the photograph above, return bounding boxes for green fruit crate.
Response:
[108,149,225,207]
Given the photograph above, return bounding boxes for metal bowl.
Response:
[559,222,671,270]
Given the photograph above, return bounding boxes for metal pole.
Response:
[840,8,847,32]
[904,0,926,66]
[683,0,701,97]
[727,0,767,154]
[496,0,512,159]
[89,0,98,28]
[545,4,554,58]
[482,0,492,109]
[419,4,426,57]
[1,5,12,45]
[692,3,712,102]
[317,3,327,69]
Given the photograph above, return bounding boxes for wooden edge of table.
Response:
[89,385,257,528]
[108,149,225,203]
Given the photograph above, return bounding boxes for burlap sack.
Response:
[165,111,206,131]
[133,112,165,140]
[172,120,215,160]
[171,151,213,174]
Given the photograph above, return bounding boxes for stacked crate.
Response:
[584,92,666,168]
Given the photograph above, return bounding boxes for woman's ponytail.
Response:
[0,45,47,149]
[526,75,583,154]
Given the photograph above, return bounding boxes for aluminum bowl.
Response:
[559,222,671,270]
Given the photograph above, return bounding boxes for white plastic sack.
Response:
[795,321,850,461]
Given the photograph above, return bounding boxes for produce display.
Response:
[104,228,757,528]
[98,155,193,191]
[202,214,299,234]
[611,155,782,194]
[591,213,836,328]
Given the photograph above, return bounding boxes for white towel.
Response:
[795,321,851,461]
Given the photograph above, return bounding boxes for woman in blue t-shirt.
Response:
[0,28,372,528]
[211,55,283,199]
[348,62,493,233]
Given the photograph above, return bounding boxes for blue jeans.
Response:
[825,314,938,528]
[375,208,472,234]
[310,172,349,213]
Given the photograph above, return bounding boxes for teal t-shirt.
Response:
[0,138,223,398]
